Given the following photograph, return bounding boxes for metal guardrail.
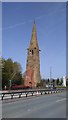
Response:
[0,88,64,100]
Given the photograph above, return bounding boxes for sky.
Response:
[0,2,2,58]
[2,2,66,79]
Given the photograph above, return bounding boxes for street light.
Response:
[9,80,11,90]
[50,66,52,81]
[9,72,17,90]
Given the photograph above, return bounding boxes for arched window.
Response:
[32,50,33,55]
[29,50,33,55]
[29,50,32,55]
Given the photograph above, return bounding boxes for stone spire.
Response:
[24,20,40,88]
[29,20,39,49]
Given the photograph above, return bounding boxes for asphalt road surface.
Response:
[2,91,66,118]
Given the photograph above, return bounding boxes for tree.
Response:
[52,79,55,87]
[12,62,23,85]
[0,58,2,90]
[2,58,13,89]
[56,78,60,85]
[37,79,46,88]
[59,78,63,86]
[13,62,22,74]
[2,58,24,89]
[66,77,68,86]
[48,78,49,84]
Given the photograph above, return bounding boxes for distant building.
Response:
[24,21,41,88]
[63,76,66,87]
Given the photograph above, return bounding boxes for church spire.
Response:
[32,20,36,34]
[29,20,39,49]
[25,20,40,88]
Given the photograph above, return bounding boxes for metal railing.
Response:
[0,88,65,100]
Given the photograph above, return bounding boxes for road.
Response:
[2,91,66,118]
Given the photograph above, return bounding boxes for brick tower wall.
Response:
[24,21,40,88]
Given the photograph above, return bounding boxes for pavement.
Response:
[2,91,66,118]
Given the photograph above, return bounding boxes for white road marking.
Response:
[56,98,66,103]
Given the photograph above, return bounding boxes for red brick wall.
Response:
[24,69,35,87]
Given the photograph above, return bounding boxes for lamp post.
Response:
[9,72,16,90]
[50,66,52,81]
[9,80,11,90]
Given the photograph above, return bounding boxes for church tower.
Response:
[24,21,40,88]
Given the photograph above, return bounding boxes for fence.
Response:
[0,88,64,100]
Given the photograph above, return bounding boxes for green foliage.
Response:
[37,83,41,87]
[2,58,24,89]
[48,78,49,83]
[37,79,46,88]
[56,78,60,85]
[66,78,68,86]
